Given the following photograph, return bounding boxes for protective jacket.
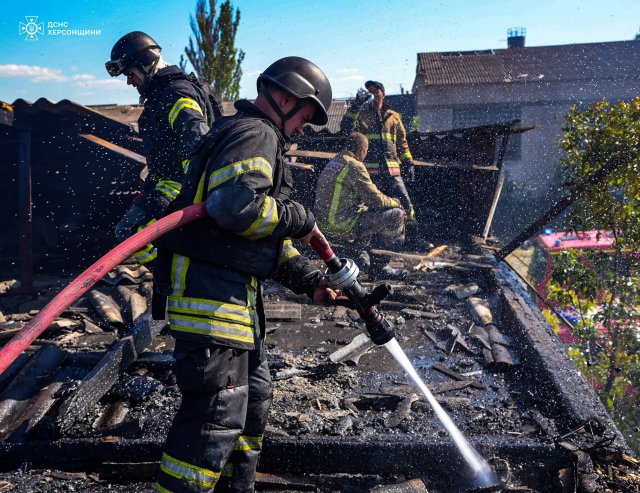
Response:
[157,100,321,349]
[353,101,413,176]
[314,151,400,237]
[138,65,218,192]
[120,66,220,265]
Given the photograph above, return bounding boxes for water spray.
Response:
[309,238,498,487]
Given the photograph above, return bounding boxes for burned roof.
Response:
[416,40,640,86]
[0,243,637,491]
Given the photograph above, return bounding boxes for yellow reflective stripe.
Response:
[207,157,272,191]
[168,297,253,325]
[401,150,413,160]
[344,111,357,120]
[234,434,263,451]
[154,483,172,493]
[365,132,396,141]
[169,313,254,343]
[182,158,190,173]
[246,276,257,317]
[238,196,278,240]
[322,163,359,235]
[364,162,379,169]
[193,172,207,204]
[136,218,157,232]
[132,244,157,264]
[171,254,189,297]
[168,98,203,130]
[132,218,158,264]
[278,239,299,265]
[156,179,182,200]
[159,452,219,489]
[386,161,400,168]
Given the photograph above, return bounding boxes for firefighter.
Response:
[106,31,221,267]
[350,80,417,224]
[153,56,336,493]
[314,132,405,270]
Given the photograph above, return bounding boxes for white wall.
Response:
[414,76,640,191]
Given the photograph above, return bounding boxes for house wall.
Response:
[414,76,640,188]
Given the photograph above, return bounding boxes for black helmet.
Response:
[257,56,332,126]
[106,31,161,77]
[365,80,385,94]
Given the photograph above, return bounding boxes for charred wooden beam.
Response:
[0,345,64,435]
[79,133,146,165]
[493,263,629,451]
[5,367,73,442]
[57,314,166,433]
[0,435,571,489]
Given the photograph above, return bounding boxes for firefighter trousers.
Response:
[352,208,405,247]
[155,337,273,493]
[372,174,414,218]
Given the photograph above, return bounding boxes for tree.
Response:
[551,98,640,452]
[180,0,245,101]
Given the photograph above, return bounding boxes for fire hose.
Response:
[0,203,207,375]
[0,205,395,375]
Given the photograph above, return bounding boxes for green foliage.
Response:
[555,98,640,452]
[548,249,640,451]
[180,0,245,101]
[411,115,421,132]
[560,98,640,250]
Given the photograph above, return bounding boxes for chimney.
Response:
[507,27,526,48]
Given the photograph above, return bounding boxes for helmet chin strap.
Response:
[260,81,306,134]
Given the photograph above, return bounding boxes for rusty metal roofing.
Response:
[417,40,640,86]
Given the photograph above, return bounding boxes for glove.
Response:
[402,161,416,183]
[355,87,369,105]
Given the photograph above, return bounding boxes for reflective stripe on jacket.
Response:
[353,102,412,176]
[314,151,400,237]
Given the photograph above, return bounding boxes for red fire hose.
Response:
[0,203,207,376]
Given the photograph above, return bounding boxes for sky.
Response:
[2,0,640,106]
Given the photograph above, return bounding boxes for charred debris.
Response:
[0,99,638,492]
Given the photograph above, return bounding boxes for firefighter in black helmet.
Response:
[106,31,221,268]
[154,56,337,493]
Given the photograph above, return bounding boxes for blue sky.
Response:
[2,0,640,105]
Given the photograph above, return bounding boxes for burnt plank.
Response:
[57,314,166,432]
[432,364,485,390]
[0,436,570,484]
[0,345,64,437]
[5,368,73,442]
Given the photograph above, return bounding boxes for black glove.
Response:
[402,162,416,183]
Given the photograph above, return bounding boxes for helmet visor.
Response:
[105,58,126,77]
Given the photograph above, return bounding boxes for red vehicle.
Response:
[522,230,631,343]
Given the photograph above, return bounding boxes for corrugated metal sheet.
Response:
[417,40,640,86]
